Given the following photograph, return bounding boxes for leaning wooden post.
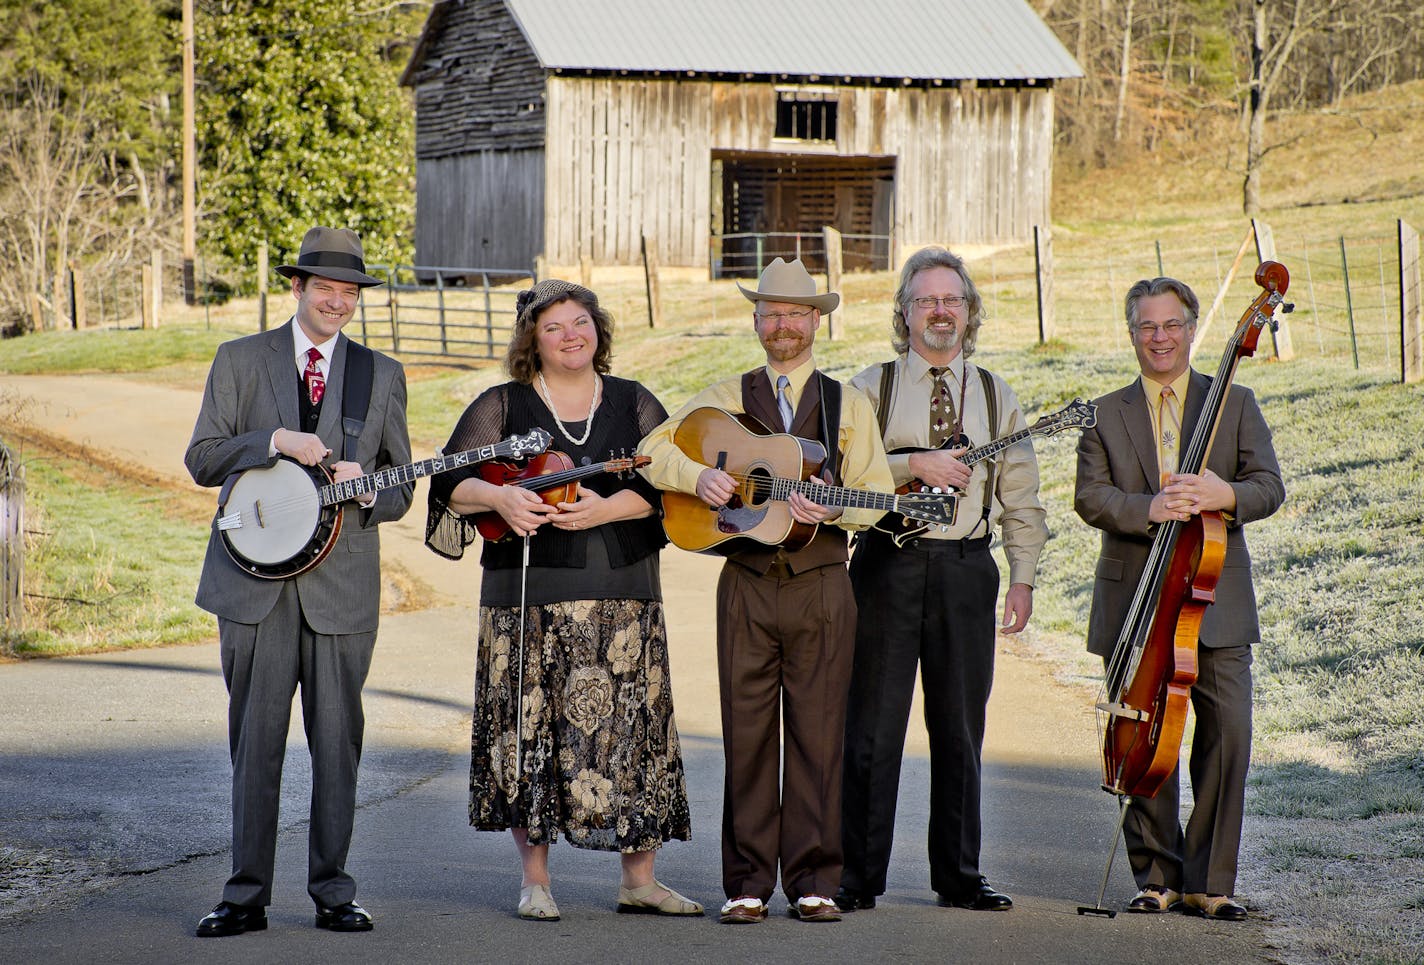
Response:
[1340,237,1359,371]
[579,255,593,290]
[1252,218,1293,360]
[257,242,269,331]
[1033,224,1056,343]
[822,226,843,340]
[1398,219,1422,384]
[1192,223,1256,356]
[641,234,661,329]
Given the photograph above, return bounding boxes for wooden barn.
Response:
[401,0,1081,275]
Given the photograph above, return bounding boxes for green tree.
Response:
[196,0,419,284]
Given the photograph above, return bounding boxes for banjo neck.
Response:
[319,441,514,506]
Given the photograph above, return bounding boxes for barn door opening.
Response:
[710,150,895,278]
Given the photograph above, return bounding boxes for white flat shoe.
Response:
[518,883,560,921]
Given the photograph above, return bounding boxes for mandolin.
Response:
[873,398,1097,544]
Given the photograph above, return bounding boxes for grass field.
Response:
[2,79,1423,963]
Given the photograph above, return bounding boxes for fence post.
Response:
[579,256,593,290]
[483,272,495,358]
[68,263,84,329]
[150,249,163,328]
[436,269,449,355]
[822,226,843,340]
[141,263,155,329]
[1,446,25,636]
[257,242,269,331]
[1340,237,1359,370]
[1034,224,1056,344]
[1400,219,1422,384]
[641,234,662,329]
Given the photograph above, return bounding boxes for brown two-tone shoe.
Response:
[789,895,842,922]
[718,896,767,924]
[1184,893,1247,921]
[1127,885,1182,913]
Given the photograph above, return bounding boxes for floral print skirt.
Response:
[469,598,692,852]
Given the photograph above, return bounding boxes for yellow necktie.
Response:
[1158,385,1180,484]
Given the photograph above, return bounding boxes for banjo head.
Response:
[220,460,337,577]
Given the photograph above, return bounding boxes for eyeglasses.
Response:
[910,295,968,311]
[755,309,814,323]
[1132,321,1189,338]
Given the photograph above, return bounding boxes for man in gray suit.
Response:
[1075,276,1284,922]
[185,226,413,937]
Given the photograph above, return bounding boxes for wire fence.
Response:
[1041,232,1404,374]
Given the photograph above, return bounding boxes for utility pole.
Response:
[182,0,196,304]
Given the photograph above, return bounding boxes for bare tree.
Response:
[1241,0,1327,215]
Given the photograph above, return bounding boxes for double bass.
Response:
[1079,261,1291,917]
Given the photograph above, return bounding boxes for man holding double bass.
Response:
[639,258,893,925]
[1074,276,1284,921]
[185,226,412,936]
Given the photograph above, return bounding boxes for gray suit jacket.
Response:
[185,321,413,633]
[1074,369,1284,656]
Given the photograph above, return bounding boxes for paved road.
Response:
[0,375,1274,963]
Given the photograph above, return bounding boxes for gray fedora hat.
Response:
[276,226,384,288]
[736,257,839,314]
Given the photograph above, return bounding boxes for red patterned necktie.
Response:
[303,347,325,406]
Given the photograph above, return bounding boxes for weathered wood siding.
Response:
[414,149,544,271]
[406,0,546,268]
[406,0,546,158]
[544,77,1056,266]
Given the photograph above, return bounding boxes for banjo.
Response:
[216,428,552,579]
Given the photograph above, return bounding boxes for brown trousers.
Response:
[716,560,857,902]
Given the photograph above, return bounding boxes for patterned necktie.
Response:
[929,366,957,447]
[776,374,794,432]
[1158,385,1180,483]
[303,346,325,406]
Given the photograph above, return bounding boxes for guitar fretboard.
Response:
[751,477,915,515]
[318,443,503,506]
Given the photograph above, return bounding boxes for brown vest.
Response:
[724,368,848,576]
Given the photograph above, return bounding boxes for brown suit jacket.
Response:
[1074,369,1284,656]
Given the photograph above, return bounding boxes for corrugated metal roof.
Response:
[501,0,1082,81]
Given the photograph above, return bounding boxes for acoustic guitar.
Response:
[472,452,652,541]
[217,428,552,579]
[872,398,1097,545]
[660,406,956,553]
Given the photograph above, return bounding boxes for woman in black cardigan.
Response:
[426,280,699,923]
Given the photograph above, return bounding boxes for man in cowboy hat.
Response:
[640,258,892,924]
[185,226,413,937]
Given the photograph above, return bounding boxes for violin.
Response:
[473,451,650,541]
[1097,261,1290,801]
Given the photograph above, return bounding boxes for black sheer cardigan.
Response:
[424,376,669,571]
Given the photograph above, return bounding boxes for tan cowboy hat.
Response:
[737,257,839,314]
[276,226,384,288]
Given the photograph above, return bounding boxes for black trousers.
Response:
[840,530,998,899]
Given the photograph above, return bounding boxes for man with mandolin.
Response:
[639,258,893,925]
[836,247,1048,915]
[1075,276,1284,921]
[185,226,413,937]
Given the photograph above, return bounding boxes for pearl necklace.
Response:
[536,371,601,446]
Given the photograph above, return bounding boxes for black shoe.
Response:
[196,901,268,937]
[938,879,1013,911]
[314,900,374,932]
[834,887,876,912]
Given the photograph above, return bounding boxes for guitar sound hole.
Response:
[744,467,771,507]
